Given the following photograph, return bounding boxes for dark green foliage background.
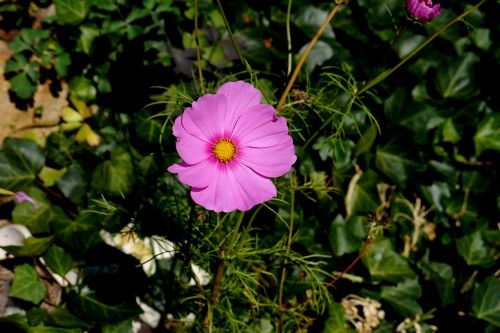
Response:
[0,0,499,332]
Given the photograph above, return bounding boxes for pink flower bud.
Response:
[406,0,441,22]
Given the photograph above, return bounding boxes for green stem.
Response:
[228,212,245,253]
[276,1,346,113]
[358,0,487,95]
[0,188,16,195]
[286,0,293,76]
[277,173,297,333]
[300,95,355,154]
[215,0,253,77]
[194,0,205,94]
[204,213,224,332]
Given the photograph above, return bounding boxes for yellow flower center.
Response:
[212,138,237,163]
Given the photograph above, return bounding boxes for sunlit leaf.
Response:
[345,170,380,218]
[9,264,46,304]
[474,113,500,156]
[456,231,494,267]
[91,147,135,196]
[43,244,76,276]
[0,138,45,190]
[55,0,89,25]
[4,235,54,257]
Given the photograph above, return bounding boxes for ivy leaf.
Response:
[435,54,479,100]
[56,164,88,204]
[381,279,423,317]
[27,326,82,333]
[69,76,97,102]
[41,307,90,329]
[456,231,494,267]
[329,215,366,257]
[345,170,380,218]
[472,277,500,327]
[39,166,68,187]
[354,125,377,157]
[43,244,75,276]
[51,213,101,253]
[4,54,28,73]
[54,51,71,77]
[67,291,141,323]
[298,40,333,73]
[9,264,46,304]
[384,88,408,123]
[474,113,500,156]
[375,141,421,184]
[91,147,135,196]
[0,138,45,190]
[322,302,355,333]
[293,6,335,39]
[362,238,416,283]
[417,251,455,306]
[10,72,37,99]
[3,236,54,257]
[135,116,162,143]
[12,187,53,234]
[54,0,89,25]
[442,118,461,144]
[102,319,134,333]
[79,25,100,54]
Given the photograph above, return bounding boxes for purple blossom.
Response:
[406,0,441,22]
[15,192,37,206]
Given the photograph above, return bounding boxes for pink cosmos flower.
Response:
[406,0,441,22]
[168,81,297,212]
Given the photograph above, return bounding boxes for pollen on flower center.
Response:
[212,138,237,163]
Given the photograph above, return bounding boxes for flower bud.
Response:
[406,0,441,22]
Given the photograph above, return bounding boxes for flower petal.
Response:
[190,161,276,212]
[168,159,217,189]
[232,104,290,148]
[217,81,261,129]
[175,134,211,165]
[182,93,228,141]
[230,162,277,210]
[238,137,296,177]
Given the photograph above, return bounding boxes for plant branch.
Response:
[358,0,487,95]
[276,0,347,113]
[215,0,253,77]
[194,0,205,94]
[277,173,297,333]
[286,0,293,76]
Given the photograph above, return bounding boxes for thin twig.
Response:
[215,0,253,77]
[285,0,293,76]
[358,0,487,95]
[276,1,346,113]
[194,0,205,94]
[277,173,297,333]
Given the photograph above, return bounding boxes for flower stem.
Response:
[277,173,297,333]
[194,0,205,94]
[204,213,224,331]
[215,0,253,78]
[285,0,293,76]
[358,0,487,96]
[276,1,346,113]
